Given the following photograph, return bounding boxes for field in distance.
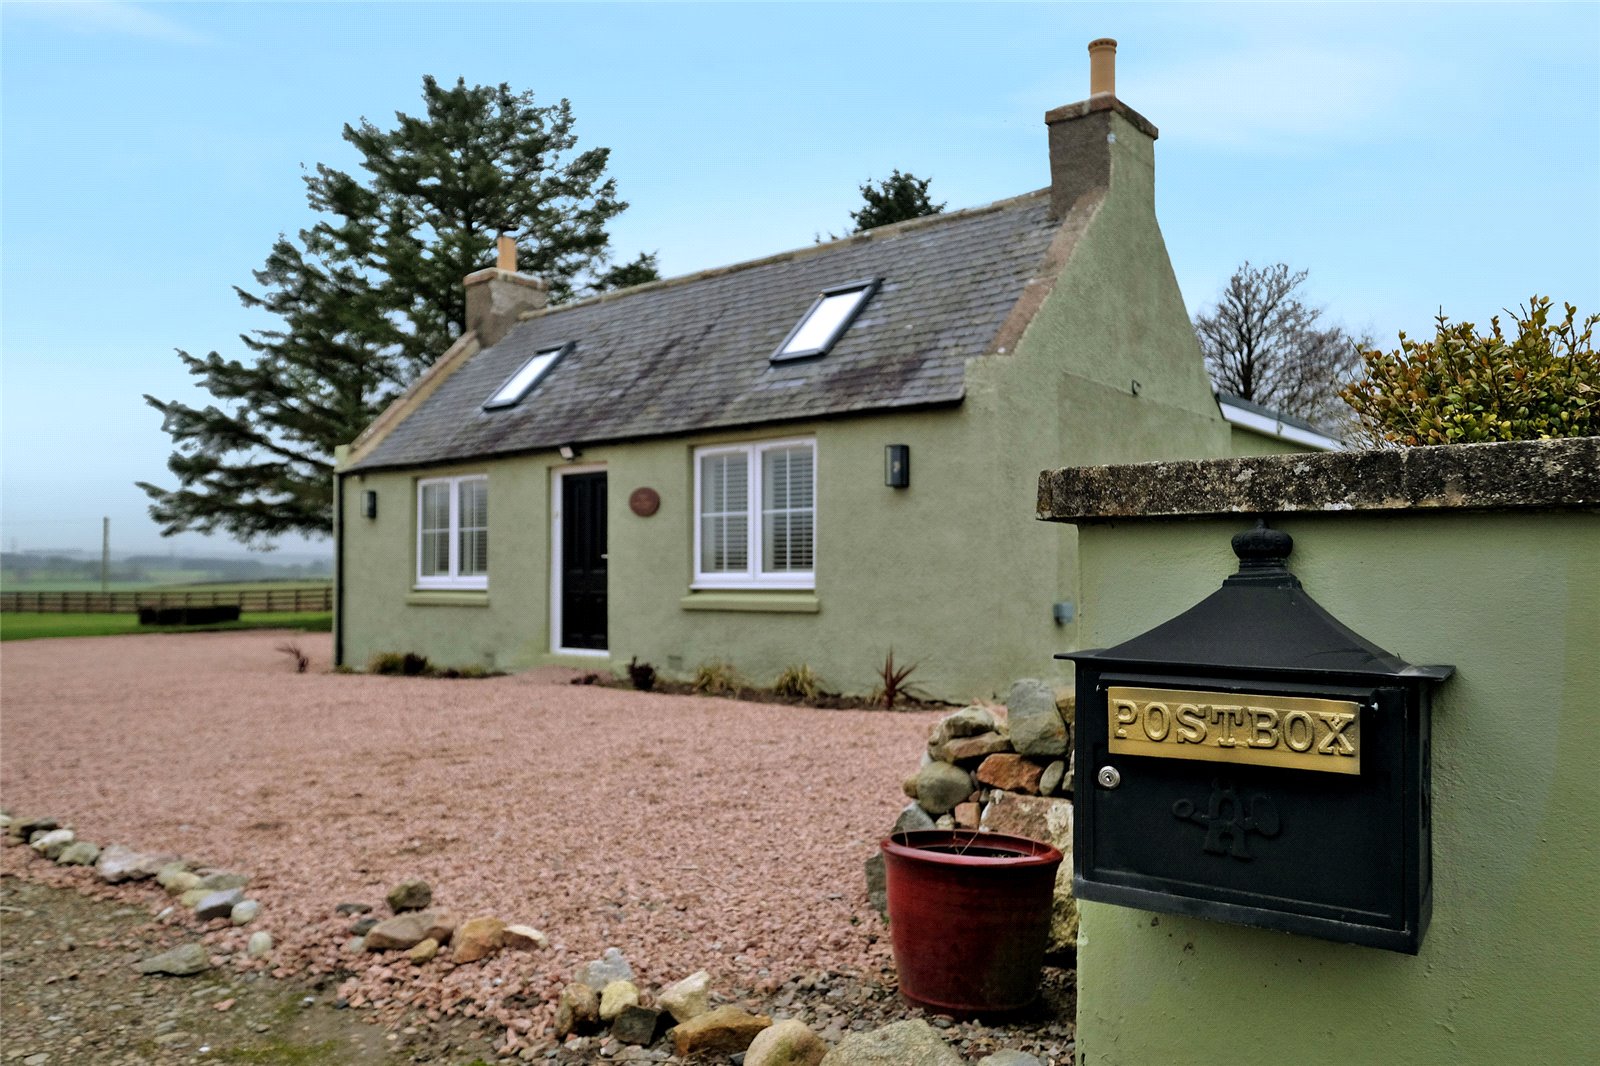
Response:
[0,610,333,642]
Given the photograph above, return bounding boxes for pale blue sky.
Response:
[3,1,1597,556]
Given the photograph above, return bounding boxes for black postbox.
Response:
[1060,523,1452,953]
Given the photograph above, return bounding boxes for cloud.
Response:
[6,1,213,46]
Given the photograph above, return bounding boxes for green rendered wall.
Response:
[337,109,1239,699]
[1071,512,1600,1066]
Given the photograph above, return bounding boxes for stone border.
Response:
[1037,437,1600,523]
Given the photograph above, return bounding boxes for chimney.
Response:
[464,235,548,347]
[1045,38,1161,219]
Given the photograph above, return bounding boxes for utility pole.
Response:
[101,517,110,594]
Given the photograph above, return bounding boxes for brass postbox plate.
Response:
[1107,686,1361,775]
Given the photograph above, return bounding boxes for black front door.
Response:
[560,471,607,650]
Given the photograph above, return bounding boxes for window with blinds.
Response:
[415,475,488,589]
[694,439,815,589]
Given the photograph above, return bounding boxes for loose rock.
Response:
[819,1019,962,1065]
[230,900,260,926]
[503,924,548,950]
[555,982,601,1038]
[246,931,273,959]
[929,707,998,747]
[451,916,506,963]
[612,1004,665,1046]
[1006,680,1069,757]
[575,946,634,991]
[177,888,209,908]
[364,913,432,952]
[194,871,249,891]
[348,917,379,936]
[599,979,640,1022]
[157,863,199,894]
[96,844,169,884]
[952,802,981,829]
[386,879,433,913]
[334,902,372,916]
[658,969,711,1023]
[194,888,244,921]
[56,840,100,866]
[406,937,439,964]
[891,803,936,834]
[863,852,887,920]
[746,1018,829,1066]
[941,732,1014,764]
[135,943,211,977]
[669,1005,771,1058]
[31,828,76,859]
[978,1052,1045,1066]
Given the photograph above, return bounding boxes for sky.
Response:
[2,1,1597,557]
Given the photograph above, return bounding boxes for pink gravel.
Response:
[0,630,938,1044]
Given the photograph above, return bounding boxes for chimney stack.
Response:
[464,235,548,347]
[1045,38,1160,220]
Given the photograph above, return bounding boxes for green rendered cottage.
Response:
[333,43,1328,700]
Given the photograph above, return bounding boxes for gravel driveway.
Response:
[0,630,938,1043]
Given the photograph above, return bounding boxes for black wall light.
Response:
[361,490,378,519]
[885,444,910,488]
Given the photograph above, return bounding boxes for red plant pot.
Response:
[881,829,1063,1015]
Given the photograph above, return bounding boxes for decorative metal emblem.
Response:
[628,487,661,517]
[1173,778,1281,860]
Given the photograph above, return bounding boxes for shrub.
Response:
[692,661,739,696]
[627,656,657,691]
[1342,296,1598,446]
[275,642,309,673]
[368,651,431,676]
[874,649,919,710]
[773,663,822,701]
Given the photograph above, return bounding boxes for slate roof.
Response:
[349,190,1061,472]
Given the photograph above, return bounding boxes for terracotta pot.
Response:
[881,829,1062,1014]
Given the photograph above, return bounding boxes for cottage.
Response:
[334,40,1320,700]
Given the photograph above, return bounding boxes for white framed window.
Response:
[693,438,815,590]
[416,475,488,589]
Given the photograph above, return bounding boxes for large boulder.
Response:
[981,792,1078,952]
[913,762,973,815]
[819,1019,962,1065]
[747,1018,830,1066]
[669,1005,772,1057]
[1006,679,1069,757]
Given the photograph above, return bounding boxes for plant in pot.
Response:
[880,828,1063,1014]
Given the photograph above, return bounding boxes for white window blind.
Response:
[415,475,488,589]
[693,439,815,589]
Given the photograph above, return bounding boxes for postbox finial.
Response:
[1228,520,1297,586]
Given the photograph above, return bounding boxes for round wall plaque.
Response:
[629,487,661,517]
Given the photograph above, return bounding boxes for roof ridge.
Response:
[517,188,1053,324]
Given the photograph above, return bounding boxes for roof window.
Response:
[771,279,881,362]
[483,342,572,409]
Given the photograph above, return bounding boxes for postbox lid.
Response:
[1062,523,1453,684]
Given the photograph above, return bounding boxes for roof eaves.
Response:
[340,330,481,470]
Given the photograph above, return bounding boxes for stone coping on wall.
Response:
[1037,437,1600,523]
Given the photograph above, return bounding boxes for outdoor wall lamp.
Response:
[361,490,378,519]
[885,444,910,488]
[559,443,582,461]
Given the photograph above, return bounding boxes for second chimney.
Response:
[1045,38,1160,219]
[464,235,548,347]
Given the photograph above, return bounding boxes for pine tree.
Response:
[849,170,945,232]
[140,77,657,543]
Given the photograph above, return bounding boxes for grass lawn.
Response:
[0,611,333,642]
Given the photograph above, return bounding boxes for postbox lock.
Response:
[1096,766,1122,789]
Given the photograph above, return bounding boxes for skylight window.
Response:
[771,279,881,362]
[483,342,571,409]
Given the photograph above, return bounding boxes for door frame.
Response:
[550,463,609,658]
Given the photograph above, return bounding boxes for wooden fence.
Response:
[0,586,333,614]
